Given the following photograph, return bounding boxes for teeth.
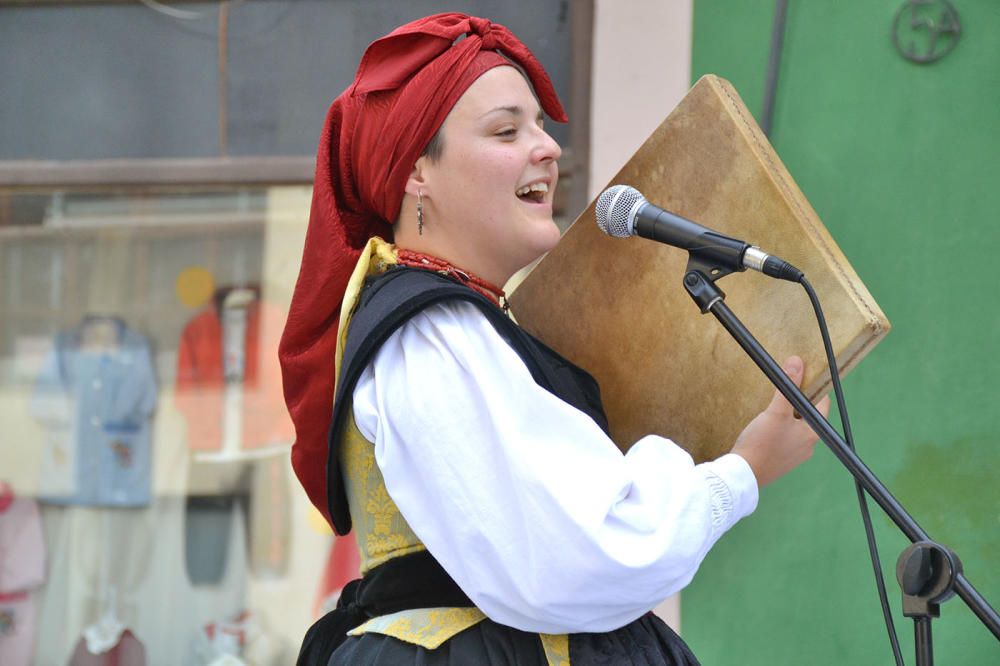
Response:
[516,182,549,197]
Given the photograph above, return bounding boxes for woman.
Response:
[280,13,829,665]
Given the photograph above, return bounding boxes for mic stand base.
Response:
[897,541,963,666]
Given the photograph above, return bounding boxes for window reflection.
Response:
[0,185,327,664]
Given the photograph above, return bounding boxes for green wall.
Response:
[687,1,1000,663]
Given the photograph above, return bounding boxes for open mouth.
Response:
[515,181,549,204]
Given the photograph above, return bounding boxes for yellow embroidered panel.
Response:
[347,607,487,649]
[348,609,571,663]
[334,236,398,389]
[336,236,429,572]
[539,633,571,666]
[341,407,426,573]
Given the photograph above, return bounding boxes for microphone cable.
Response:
[596,184,907,662]
[798,276,904,666]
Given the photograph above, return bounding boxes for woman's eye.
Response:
[496,128,517,138]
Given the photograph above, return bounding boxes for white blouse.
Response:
[352,300,759,634]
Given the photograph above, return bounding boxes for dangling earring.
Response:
[417,190,424,236]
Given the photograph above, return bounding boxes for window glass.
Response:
[0,185,328,663]
[0,1,578,661]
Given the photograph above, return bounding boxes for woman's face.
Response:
[416,65,563,284]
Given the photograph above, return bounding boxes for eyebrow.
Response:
[482,105,545,123]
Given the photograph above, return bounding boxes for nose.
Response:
[531,126,562,164]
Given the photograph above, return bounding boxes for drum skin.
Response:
[509,75,889,462]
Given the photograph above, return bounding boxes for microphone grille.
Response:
[595,185,644,238]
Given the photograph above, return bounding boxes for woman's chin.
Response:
[513,221,561,268]
[538,217,563,251]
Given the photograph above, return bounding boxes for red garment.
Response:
[0,482,12,512]
[176,296,293,452]
[278,12,567,527]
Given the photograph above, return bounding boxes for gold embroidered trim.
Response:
[540,633,570,666]
[336,240,429,573]
[341,407,426,572]
[347,607,487,649]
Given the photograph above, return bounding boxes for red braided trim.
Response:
[396,249,509,312]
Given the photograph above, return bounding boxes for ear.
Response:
[404,156,431,197]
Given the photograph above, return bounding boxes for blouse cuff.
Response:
[697,453,759,536]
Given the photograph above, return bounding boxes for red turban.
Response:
[279,13,567,527]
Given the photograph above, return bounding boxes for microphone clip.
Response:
[682,246,746,314]
[683,248,743,287]
[682,269,727,314]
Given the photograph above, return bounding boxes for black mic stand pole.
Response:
[681,265,1000,665]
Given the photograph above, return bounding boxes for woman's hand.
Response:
[730,355,831,487]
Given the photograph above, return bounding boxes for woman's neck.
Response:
[394,234,511,286]
[395,248,508,310]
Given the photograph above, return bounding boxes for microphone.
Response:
[595,185,803,282]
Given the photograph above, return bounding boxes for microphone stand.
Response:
[680,262,1000,666]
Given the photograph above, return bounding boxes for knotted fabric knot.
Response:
[468,16,496,48]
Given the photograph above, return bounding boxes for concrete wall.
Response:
[589,0,694,199]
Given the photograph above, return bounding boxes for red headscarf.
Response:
[279,13,567,527]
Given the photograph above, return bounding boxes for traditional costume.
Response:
[279,13,759,665]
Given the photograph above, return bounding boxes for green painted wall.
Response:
[687,1,1000,663]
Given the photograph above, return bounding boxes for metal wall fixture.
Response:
[892,0,962,64]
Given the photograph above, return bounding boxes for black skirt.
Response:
[298,552,700,666]
[329,612,700,666]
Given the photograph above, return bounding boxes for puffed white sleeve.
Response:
[351,300,759,634]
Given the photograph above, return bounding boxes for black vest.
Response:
[326,266,609,535]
